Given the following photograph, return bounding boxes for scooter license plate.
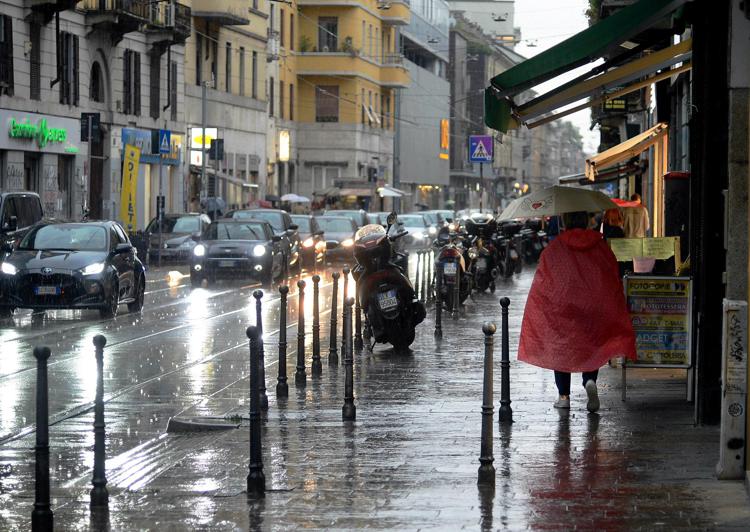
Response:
[377,289,398,311]
[444,262,457,276]
[477,258,488,270]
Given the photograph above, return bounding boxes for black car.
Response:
[226,209,301,274]
[0,221,145,318]
[145,213,212,262]
[290,215,326,269]
[190,219,284,287]
[1,192,44,259]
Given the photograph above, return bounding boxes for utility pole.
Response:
[201,81,207,209]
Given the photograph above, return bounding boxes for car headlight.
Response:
[303,237,314,248]
[1,262,17,275]
[179,240,195,249]
[342,238,354,248]
[428,226,437,235]
[253,245,267,257]
[193,244,206,257]
[81,262,105,275]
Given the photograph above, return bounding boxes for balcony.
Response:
[297,51,409,88]
[82,0,150,40]
[381,64,409,88]
[378,1,410,26]
[26,0,78,24]
[145,1,192,45]
[191,0,249,25]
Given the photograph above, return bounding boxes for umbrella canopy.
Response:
[612,198,640,208]
[313,186,342,197]
[378,185,406,198]
[281,193,311,203]
[200,196,226,213]
[498,185,617,221]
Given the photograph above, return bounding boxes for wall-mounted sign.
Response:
[8,118,67,148]
[1,110,80,154]
[279,130,290,162]
[122,128,180,165]
[439,119,449,160]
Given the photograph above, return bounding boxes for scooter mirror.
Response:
[387,211,398,225]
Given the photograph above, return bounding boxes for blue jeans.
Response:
[554,370,599,396]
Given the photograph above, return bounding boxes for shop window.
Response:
[318,17,338,52]
[315,85,339,122]
[123,49,141,115]
[90,62,104,103]
[59,31,79,106]
[30,23,41,101]
[0,15,13,96]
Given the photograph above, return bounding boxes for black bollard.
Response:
[277,285,289,397]
[246,326,266,497]
[295,280,307,386]
[32,346,53,532]
[329,272,340,365]
[498,297,513,424]
[341,267,350,351]
[311,275,322,376]
[414,251,422,301]
[91,335,109,508]
[342,297,356,421]
[478,323,497,485]
[253,290,268,410]
[354,285,363,352]
[434,261,443,340]
[427,251,434,302]
[452,261,461,321]
[420,249,427,304]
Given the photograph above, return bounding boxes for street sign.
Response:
[209,138,224,161]
[80,112,100,142]
[158,129,171,154]
[469,135,493,163]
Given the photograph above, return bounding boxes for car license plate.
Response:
[377,289,398,311]
[444,262,457,276]
[477,258,488,270]
[219,260,236,268]
[35,286,60,296]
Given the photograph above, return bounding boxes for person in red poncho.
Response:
[518,211,636,412]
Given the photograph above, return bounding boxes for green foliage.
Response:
[586,0,602,23]
[299,35,312,53]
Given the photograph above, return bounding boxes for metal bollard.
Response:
[498,297,513,424]
[295,280,307,386]
[253,290,268,410]
[452,261,461,321]
[342,297,356,421]
[427,251,434,302]
[434,261,443,340]
[478,323,497,485]
[341,267,350,351]
[414,251,422,301]
[311,275,322,376]
[277,285,289,397]
[32,346,53,532]
[420,249,427,304]
[91,335,109,508]
[329,272,340,365]
[246,326,265,497]
[354,284,363,352]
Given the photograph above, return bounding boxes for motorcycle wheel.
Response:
[514,258,523,275]
[490,281,496,294]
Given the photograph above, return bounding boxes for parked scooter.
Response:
[495,221,523,278]
[352,212,426,352]
[465,213,499,293]
[433,226,472,310]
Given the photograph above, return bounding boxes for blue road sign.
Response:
[469,135,493,163]
[158,129,171,154]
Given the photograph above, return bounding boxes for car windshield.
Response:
[399,215,427,228]
[290,216,311,232]
[235,211,285,232]
[438,210,453,221]
[317,218,354,233]
[19,224,108,251]
[206,222,266,241]
[328,211,362,227]
[422,212,439,224]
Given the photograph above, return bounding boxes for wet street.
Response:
[1,260,749,530]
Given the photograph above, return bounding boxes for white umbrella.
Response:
[281,193,311,203]
[498,185,617,221]
[378,185,405,198]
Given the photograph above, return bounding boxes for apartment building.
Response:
[0,0,190,229]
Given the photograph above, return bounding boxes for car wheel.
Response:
[128,275,145,313]
[99,281,119,319]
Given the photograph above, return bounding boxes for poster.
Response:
[609,237,678,261]
[120,144,140,232]
[625,276,691,366]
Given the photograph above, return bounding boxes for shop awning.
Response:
[559,161,641,185]
[189,165,246,187]
[378,185,409,198]
[340,188,372,197]
[585,123,668,181]
[484,0,690,132]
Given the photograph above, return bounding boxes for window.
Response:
[290,14,294,51]
[289,83,294,121]
[318,17,338,51]
[90,62,104,103]
[380,93,385,128]
[251,51,257,98]
[30,23,41,100]
[59,32,79,106]
[361,21,365,57]
[170,61,178,121]
[368,24,373,58]
[0,15,13,96]
[211,40,218,88]
[123,49,141,115]
[385,94,391,128]
[280,9,285,48]
[150,53,161,118]
[253,0,258,9]
[269,76,274,116]
[279,80,284,119]
[315,85,338,122]
[361,88,365,123]
[225,42,232,92]
[195,33,202,85]
[239,47,245,96]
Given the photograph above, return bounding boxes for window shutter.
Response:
[150,52,160,118]
[59,32,67,104]
[123,50,131,114]
[73,35,79,106]
[170,61,177,121]
[134,52,141,116]
[30,23,40,101]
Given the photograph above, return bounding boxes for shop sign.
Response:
[120,144,141,232]
[122,128,180,165]
[8,117,67,148]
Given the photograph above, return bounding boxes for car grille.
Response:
[208,248,247,259]
[12,273,81,306]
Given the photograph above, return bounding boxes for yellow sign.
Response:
[120,144,140,232]
[609,238,644,261]
[609,237,678,261]
[440,119,449,151]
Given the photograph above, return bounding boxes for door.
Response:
[109,226,134,298]
[24,153,40,193]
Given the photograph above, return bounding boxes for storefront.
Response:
[0,110,82,218]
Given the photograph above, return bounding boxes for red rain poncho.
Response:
[518,228,636,373]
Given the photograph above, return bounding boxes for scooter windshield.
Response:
[355,224,386,242]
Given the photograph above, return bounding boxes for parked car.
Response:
[0,192,44,259]
[290,215,326,269]
[190,219,284,287]
[323,209,368,229]
[316,216,358,262]
[398,214,432,249]
[145,213,212,262]
[367,212,390,225]
[0,220,145,318]
[226,209,301,274]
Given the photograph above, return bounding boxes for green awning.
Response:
[485,0,689,132]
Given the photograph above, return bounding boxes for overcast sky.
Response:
[513,0,600,155]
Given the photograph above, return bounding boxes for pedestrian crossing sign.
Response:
[158,129,171,154]
[469,135,493,162]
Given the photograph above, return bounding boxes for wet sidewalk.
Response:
[3,269,750,530]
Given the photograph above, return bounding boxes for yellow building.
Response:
[273,0,410,206]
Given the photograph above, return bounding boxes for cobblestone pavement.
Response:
[1,265,749,530]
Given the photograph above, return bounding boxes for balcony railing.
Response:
[146,1,191,40]
[82,0,150,20]
[383,53,404,66]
